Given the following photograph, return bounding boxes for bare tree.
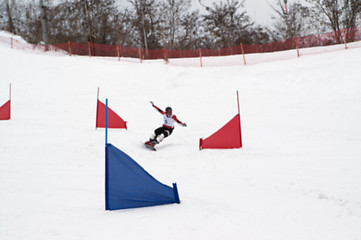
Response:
[179,10,203,49]
[78,0,119,43]
[5,0,15,33]
[159,0,191,49]
[0,0,19,34]
[306,0,361,43]
[203,0,253,48]
[271,0,322,40]
[128,0,162,51]
[0,1,8,31]
[342,0,361,41]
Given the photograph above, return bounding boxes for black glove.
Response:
[182,123,187,127]
[150,101,154,106]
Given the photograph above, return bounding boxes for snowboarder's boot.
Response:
[145,140,157,151]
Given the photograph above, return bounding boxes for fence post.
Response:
[88,41,91,57]
[240,43,246,65]
[117,45,120,61]
[236,90,242,148]
[294,37,300,58]
[199,49,203,67]
[68,41,72,56]
[138,47,142,63]
[11,37,13,49]
[342,28,348,49]
[163,48,169,64]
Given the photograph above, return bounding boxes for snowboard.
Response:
[144,141,157,151]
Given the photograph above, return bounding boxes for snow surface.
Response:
[1,32,361,240]
[0,31,27,43]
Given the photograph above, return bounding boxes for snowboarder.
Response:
[145,101,187,150]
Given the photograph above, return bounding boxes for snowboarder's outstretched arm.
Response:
[172,115,187,127]
[150,101,165,114]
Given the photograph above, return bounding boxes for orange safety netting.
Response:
[1,28,360,61]
[51,28,360,59]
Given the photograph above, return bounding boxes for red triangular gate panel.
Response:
[0,100,10,120]
[96,100,127,129]
[200,114,242,150]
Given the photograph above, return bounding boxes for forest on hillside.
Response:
[0,0,360,50]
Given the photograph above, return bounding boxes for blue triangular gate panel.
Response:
[105,144,180,210]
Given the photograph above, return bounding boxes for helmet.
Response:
[165,107,172,113]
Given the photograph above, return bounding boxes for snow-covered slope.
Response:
[0,36,361,240]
